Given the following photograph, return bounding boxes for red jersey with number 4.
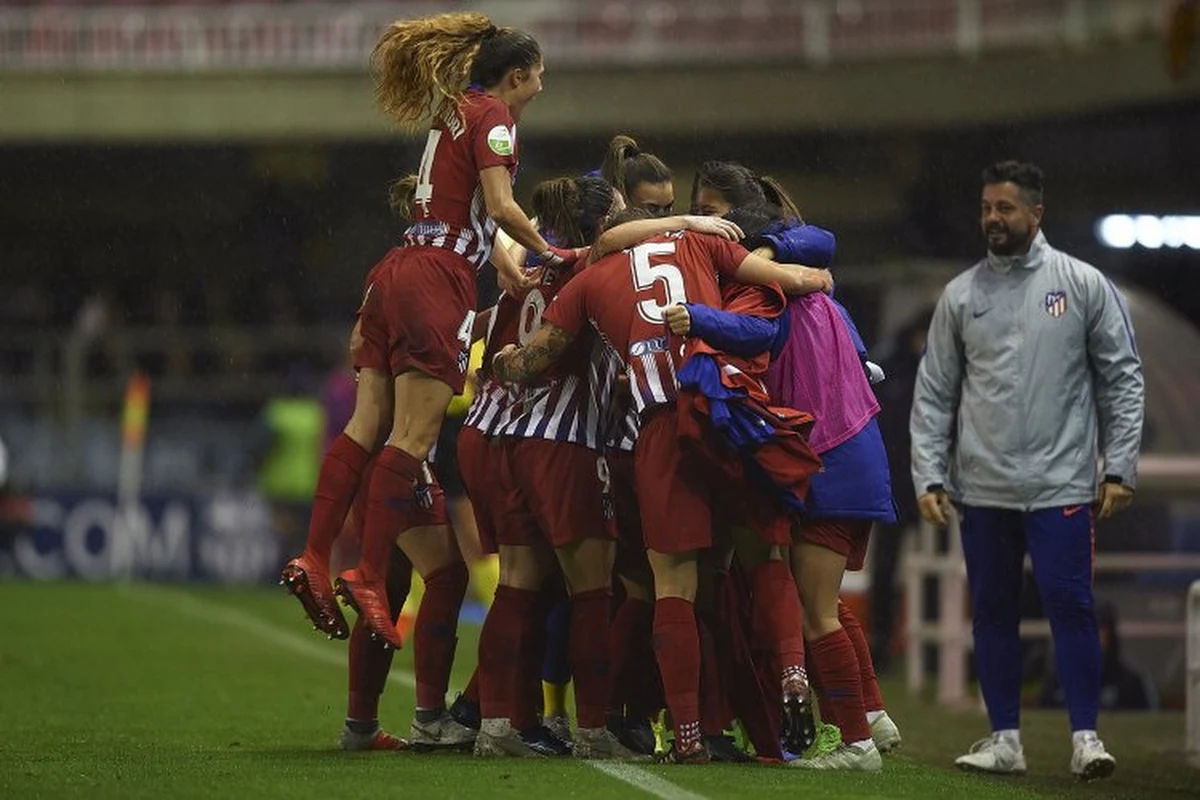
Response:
[405,88,519,272]
[482,259,603,449]
[544,231,749,416]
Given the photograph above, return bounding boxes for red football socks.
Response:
[303,433,370,565]
[478,584,540,721]
[808,628,871,743]
[357,446,423,582]
[569,587,612,729]
[652,597,702,753]
[413,561,469,711]
[750,559,807,678]
[839,600,885,713]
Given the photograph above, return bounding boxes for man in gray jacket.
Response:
[910,160,1143,782]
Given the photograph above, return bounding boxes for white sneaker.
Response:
[954,734,1027,775]
[409,710,478,750]
[1071,736,1116,782]
[472,718,543,758]
[790,740,883,772]
[870,711,902,752]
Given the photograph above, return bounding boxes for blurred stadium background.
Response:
[2,0,1200,783]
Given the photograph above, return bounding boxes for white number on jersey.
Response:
[630,241,687,324]
[456,309,477,373]
[414,129,443,214]
[518,288,547,346]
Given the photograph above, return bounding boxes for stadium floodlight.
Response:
[1096,214,1200,250]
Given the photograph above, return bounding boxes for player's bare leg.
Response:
[281,366,391,639]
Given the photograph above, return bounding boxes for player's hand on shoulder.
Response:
[681,215,744,241]
[664,304,692,336]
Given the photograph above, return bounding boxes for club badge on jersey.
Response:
[1045,290,1068,318]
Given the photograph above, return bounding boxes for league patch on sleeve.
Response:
[487,125,514,156]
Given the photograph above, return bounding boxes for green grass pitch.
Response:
[0,583,1194,799]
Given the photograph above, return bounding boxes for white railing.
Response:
[0,0,1174,72]
[905,455,1200,707]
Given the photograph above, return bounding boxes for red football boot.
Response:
[335,570,404,650]
[280,552,349,639]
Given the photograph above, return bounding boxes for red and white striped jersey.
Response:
[543,231,749,418]
[594,340,640,452]
[463,376,517,437]
[477,261,604,450]
[403,88,519,273]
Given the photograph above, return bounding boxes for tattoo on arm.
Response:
[498,324,574,383]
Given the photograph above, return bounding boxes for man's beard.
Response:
[986,225,1032,256]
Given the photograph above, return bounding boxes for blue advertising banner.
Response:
[7,490,284,584]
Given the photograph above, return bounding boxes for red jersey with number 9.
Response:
[404,88,519,273]
[544,231,749,416]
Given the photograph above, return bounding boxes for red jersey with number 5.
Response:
[404,88,519,272]
[544,231,749,416]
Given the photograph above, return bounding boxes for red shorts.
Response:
[456,425,501,555]
[355,247,476,393]
[796,518,872,571]
[634,408,712,554]
[714,480,793,547]
[607,448,648,574]
[504,438,616,548]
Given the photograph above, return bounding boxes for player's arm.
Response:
[730,251,833,296]
[589,215,744,263]
[489,223,539,295]
[665,304,780,358]
[492,323,576,384]
[480,167,581,267]
[760,224,837,269]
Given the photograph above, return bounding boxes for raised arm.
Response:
[590,215,743,263]
[481,166,579,266]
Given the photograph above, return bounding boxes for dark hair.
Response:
[692,160,803,222]
[371,12,540,131]
[981,160,1044,207]
[722,203,785,251]
[601,135,673,207]
[531,176,618,247]
[470,27,541,87]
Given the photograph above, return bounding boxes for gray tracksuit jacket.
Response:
[910,230,1144,510]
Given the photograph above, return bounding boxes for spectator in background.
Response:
[911,160,1144,782]
[254,366,325,555]
[868,307,934,671]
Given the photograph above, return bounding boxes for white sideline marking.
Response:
[123,584,415,688]
[587,762,708,800]
[129,586,706,800]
